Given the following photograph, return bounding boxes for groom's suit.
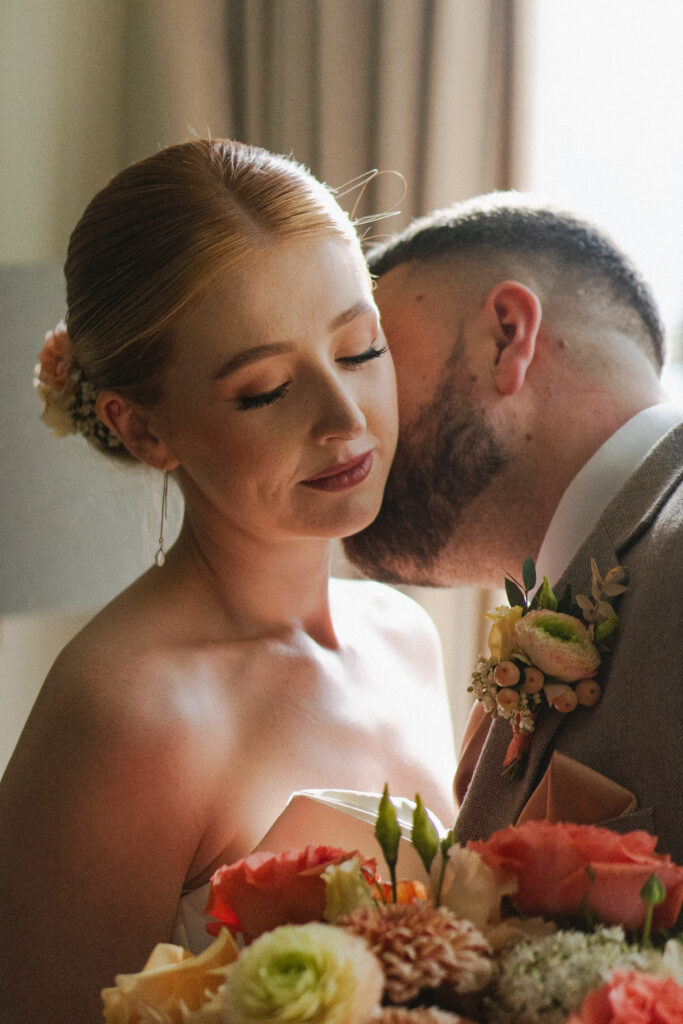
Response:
[454,420,683,862]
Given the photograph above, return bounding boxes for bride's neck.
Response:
[166,519,340,648]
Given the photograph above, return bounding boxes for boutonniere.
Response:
[469,558,627,780]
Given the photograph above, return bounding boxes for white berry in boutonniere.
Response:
[469,558,627,780]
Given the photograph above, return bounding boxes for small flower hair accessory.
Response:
[469,558,627,779]
[33,320,124,450]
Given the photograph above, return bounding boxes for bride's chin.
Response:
[304,499,384,542]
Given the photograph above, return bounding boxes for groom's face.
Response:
[343,260,508,586]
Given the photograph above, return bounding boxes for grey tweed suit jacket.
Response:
[454,420,683,862]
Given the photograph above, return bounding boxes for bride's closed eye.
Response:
[337,343,389,368]
[235,382,291,410]
[234,343,388,411]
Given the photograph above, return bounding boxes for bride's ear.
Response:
[96,392,179,470]
[484,281,543,396]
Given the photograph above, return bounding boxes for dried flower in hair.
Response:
[33,321,79,437]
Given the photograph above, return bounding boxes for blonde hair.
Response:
[65,138,359,458]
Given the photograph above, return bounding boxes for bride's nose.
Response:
[309,373,367,442]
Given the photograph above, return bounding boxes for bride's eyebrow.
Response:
[329,300,375,332]
[213,302,376,380]
[213,342,295,380]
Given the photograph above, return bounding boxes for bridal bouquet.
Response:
[102,790,683,1024]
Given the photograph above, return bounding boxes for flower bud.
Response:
[521,666,544,693]
[544,682,579,713]
[494,660,520,687]
[496,688,520,711]
[575,678,601,706]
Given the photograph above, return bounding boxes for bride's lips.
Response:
[300,451,374,492]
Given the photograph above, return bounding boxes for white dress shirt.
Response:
[534,404,683,586]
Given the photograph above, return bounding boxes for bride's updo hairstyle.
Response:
[63,138,359,460]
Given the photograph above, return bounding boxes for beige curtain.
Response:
[217,0,514,223]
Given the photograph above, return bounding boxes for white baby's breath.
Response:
[485,925,653,1024]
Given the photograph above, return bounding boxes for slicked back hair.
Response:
[367,193,665,371]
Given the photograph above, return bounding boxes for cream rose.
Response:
[101,927,238,1024]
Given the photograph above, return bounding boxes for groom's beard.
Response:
[343,368,507,586]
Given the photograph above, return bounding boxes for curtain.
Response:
[222,0,516,224]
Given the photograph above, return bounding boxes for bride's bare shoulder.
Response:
[29,574,227,751]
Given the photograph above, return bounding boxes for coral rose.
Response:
[566,969,683,1024]
[514,610,600,681]
[468,821,683,930]
[206,845,377,942]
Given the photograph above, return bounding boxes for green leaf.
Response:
[375,784,400,870]
[411,794,440,875]
[505,577,526,609]
[595,612,618,642]
[432,829,458,906]
[522,557,537,592]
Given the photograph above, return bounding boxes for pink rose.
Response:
[567,969,683,1024]
[36,321,74,393]
[467,821,683,930]
[205,845,377,942]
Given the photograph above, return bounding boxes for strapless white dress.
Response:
[171,788,447,954]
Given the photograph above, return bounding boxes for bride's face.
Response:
[151,235,398,542]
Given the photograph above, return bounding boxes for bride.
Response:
[0,139,456,1023]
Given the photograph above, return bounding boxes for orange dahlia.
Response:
[338,902,494,1005]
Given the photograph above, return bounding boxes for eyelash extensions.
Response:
[235,344,389,411]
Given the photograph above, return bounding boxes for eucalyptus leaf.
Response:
[522,557,537,592]
[505,577,526,610]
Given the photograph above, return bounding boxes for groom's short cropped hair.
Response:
[367,192,665,371]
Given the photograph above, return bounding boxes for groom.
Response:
[344,193,683,860]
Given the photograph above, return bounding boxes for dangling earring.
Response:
[154,470,169,567]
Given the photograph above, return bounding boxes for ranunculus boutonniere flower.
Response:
[205,845,377,943]
[513,610,600,682]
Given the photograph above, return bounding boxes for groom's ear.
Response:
[483,281,543,396]
[96,392,180,470]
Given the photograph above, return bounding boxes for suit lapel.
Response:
[454,421,683,843]
[455,491,624,841]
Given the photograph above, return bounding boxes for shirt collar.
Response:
[534,404,683,586]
